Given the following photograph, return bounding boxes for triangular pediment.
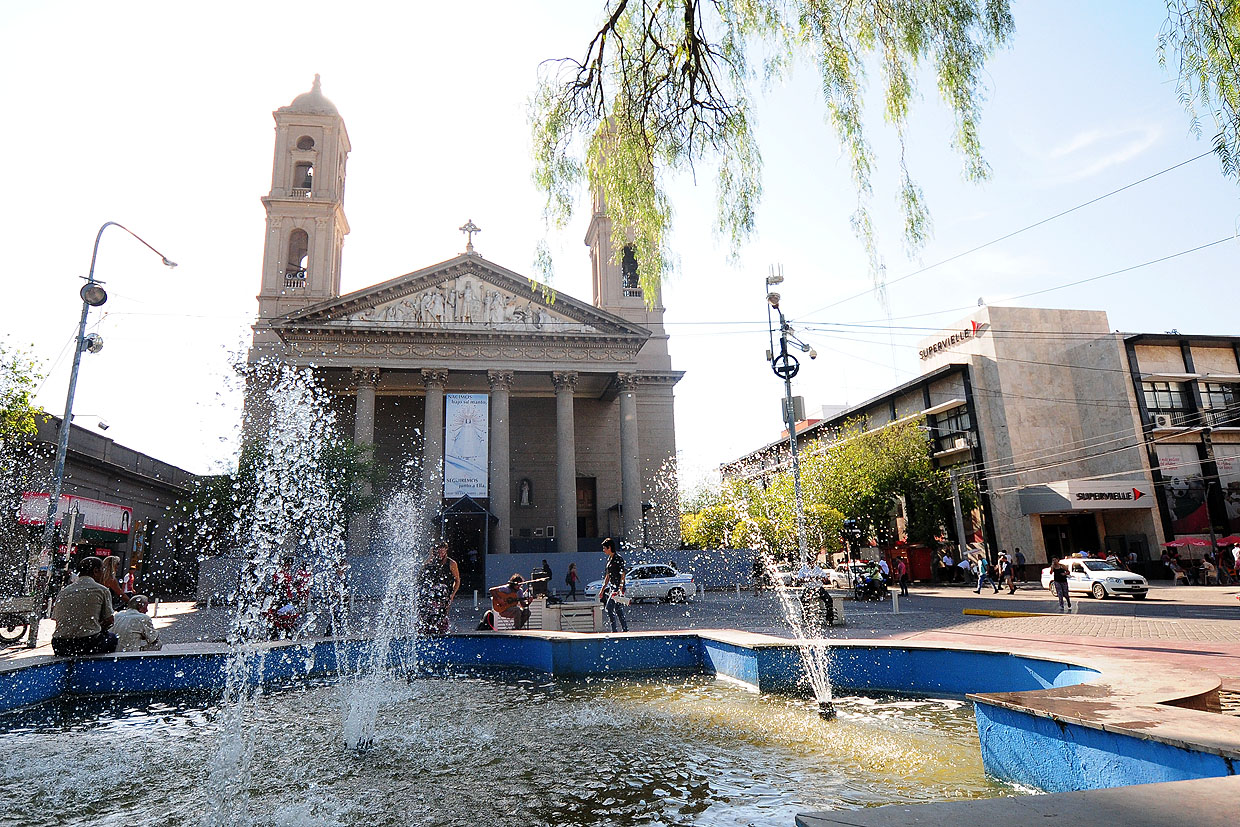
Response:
[275,254,648,340]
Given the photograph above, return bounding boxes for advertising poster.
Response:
[444,393,489,498]
[1215,445,1240,533]
[1156,444,1209,534]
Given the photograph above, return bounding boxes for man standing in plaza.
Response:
[1014,548,1026,582]
[599,538,629,633]
[50,556,118,657]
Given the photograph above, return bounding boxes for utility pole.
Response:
[765,266,817,568]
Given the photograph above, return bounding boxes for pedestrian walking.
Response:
[999,554,1016,594]
[896,557,910,597]
[1050,557,1072,612]
[974,555,999,594]
[565,562,580,601]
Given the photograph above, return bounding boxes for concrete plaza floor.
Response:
[6,578,1239,683]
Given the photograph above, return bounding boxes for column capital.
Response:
[351,367,381,387]
[617,372,640,392]
[552,371,579,392]
[421,368,449,388]
[487,369,515,390]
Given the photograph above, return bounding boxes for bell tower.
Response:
[256,75,350,323]
[585,182,671,372]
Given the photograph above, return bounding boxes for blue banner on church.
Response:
[444,393,489,498]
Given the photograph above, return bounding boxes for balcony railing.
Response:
[290,188,312,199]
[284,271,306,289]
[1203,405,1240,428]
[622,287,644,298]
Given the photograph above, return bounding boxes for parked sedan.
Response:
[1040,558,1149,599]
[584,563,696,602]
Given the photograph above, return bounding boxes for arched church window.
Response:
[621,245,641,296]
[293,162,314,197]
[285,229,309,288]
[296,135,315,150]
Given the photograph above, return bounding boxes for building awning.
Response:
[1018,479,1157,515]
[442,495,498,523]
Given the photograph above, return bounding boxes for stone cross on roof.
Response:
[459,219,481,254]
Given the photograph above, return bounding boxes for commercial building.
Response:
[12,416,196,597]
[244,79,682,590]
[722,306,1239,568]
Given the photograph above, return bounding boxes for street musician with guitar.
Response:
[486,573,541,630]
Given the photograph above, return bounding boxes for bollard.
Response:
[473,590,479,610]
[153,598,160,618]
[891,589,899,614]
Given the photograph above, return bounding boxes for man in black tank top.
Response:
[600,538,629,632]
[418,541,460,636]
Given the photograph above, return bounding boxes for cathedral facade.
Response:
[246,79,682,578]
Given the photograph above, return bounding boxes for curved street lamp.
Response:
[27,222,176,647]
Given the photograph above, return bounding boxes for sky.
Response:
[1,1,1236,489]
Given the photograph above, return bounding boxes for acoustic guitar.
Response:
[489,577,549,614]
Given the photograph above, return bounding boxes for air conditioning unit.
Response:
[1153,413,1175,429]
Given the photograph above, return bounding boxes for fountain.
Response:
[9,369,1229,825]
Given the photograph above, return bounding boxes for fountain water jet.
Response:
[206,362,351,826]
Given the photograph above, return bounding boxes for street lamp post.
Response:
[765,267,817,569]
[26,222,176,647]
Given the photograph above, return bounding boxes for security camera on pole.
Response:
[765,266,817,569]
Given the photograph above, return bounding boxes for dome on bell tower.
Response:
[280,74,339,115]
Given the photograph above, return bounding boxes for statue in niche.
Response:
[518,478,532,507]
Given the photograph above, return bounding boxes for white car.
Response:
[827,563,872,589]
[584,563,695,603]
[1040,558,1149,600]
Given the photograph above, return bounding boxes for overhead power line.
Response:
[800,150,1216,318]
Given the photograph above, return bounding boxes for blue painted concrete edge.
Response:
[975,700,1236,791]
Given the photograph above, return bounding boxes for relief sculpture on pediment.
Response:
[347,275,592,333]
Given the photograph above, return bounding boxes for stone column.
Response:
[488,370,513,555]
[421,368,448,505]
[348,368,380,552]
[618,373,643,548]
[553,371,579,554]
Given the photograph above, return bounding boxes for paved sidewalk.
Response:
[6,581,1239,678]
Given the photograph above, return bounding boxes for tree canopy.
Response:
[533,1,1240,302]
[681,417,974,557]
[0,342,44,442]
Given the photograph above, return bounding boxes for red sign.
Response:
[18,493,133,536]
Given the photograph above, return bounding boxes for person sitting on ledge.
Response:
[113,595,162,652]
[488,574,532,630]
[51,556,118,657]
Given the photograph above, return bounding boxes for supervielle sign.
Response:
[919,320,986,360]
